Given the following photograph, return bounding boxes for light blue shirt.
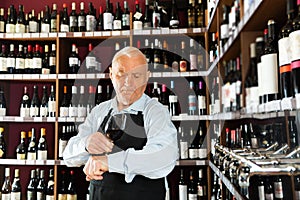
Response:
[63,93,179,183]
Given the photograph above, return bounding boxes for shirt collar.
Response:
[110,94,146,115]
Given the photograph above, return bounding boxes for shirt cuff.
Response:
[107,151,126,174]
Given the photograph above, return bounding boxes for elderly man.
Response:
[63,46,178,200]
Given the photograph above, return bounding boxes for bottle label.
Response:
[69,57,78,66]
[46,195,55,200]
[250,86,259,106]
[122,14,130,27]
[16,24,25,33]
[189,148,198,159]
[274,181,283,198]
[265,193,274,200]
[134,12,143,20]
[49,56,56,66]
[278,37,291,66]
[170,20,179,27]
[60,107,69,117]
[258,185,265,200]
[78,106,87,117]
[103,13,113,30]
[0,57,7,71]
[197,185,204,196]
[58,194,67,200]
[27,152,36,160]
[133,21,143,30]
[86,56,96,69]
[59,139,68,158]
[48,100,56,114]
[257,62,263,96]
[172,60,179,71]
[7,57,16,68]
[16,58,25,69]
[17,153,26,160]
[50,19,57,32]
[29,21,38,33]
[37,150,47,160]
[188,194,197,200]
[180,141,188,159]
[0,21,4,32]
[198,95,206,109]
[78,16,86,27]
[37,192,45,200]
[178,185,187,200]
[152,13,160,28]
[0,108,6,116]
[11,192,21,200]
[20,107,30,117]
[188,95,197,112]
[251,137,258,149]
[86,14,95,31]
[27,191,37,200]
[30,106,39,117]
[2,194,11,200]
[69,16,77,28]
[169,95,178,103]
[25,58,33,69]
[42,68,50,74]
[60,24,69,32]
[33,57,42,69]
[113,20,122,30]
[69,106,78,117]
[190,54,197,70]
[290,30,300,62]
[6,24,15,33]
[220,24,229,40]
[41,23,50,33]
[198,148,207,159]
[180,60,187,72]
[66,194,77,200]
[261,53,279,95]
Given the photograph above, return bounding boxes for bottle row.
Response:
[0,0,206,34]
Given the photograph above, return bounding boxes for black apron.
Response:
[89,110,166,200]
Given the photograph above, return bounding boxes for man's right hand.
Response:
[85,132,114,154]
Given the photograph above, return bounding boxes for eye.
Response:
[133,73,142,78]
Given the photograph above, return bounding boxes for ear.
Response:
[146,70,150,81]
[109,67,113,80]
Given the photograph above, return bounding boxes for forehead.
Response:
[113,55,148,73]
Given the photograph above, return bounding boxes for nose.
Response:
[124,74,134,86]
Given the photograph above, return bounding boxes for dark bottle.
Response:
[261,20,279,103]
[16,131,27,160]
[25,45,33,74]
[41,5,50,33]
[27,128,37,160]
[96,6,103,31]
[257,176,265,200]
[32,44,42,74]
[0,44,7,74]
[1,168,11,199]
[197,81,206,115]
[106,85,111,100]
[48,85,56,117]
[188,127,198,159]
[133,0,143,30]
[265,178,274,200]
[122,1,130,30]
[96,85,104,105]
[11,169,21,200]
[0,127,6,158]
[45,169,54,199]
[78,2,86,32]
[143,0,151,29]
[160,84,169,106]
[50,4,57,32]
[42,45,50,74]
[37,128,48,160]
[57,170,68,199]
[29,9,38,33]
[86,43,96,73]
[67,170,77,199]
[27,169,37,200]
[86,2,96,32]
[103,0,113,31]
[151,82,160,101]
[60,85,69,117]
[196,0,205,28]
[30,85,41,117]
[15,44,25,74]
[273,176,283,200]
[20,86,31,117]
[169,0,179,29]
[196,169,207,199]
[220,5,229,47]
[235,57,242,110]
[188,170,197,199]
[36,170,46,200]
[0,8,5,33]
[198,126,207,160]
[179,41,188,72]
[87,85,95,114]
[178,169,187,200]
[188,81,197,115]
[7,44,15,74]
[152,39,161,72]
[49,44,56,74]
[169,80,179,116]
[0,87,6,117]
[189,39,197,71]
[69,44,78,74]
[152,0,160,28]
[113,2,122,30]
[58,126,68,160]
[295,176,300,200]
[40,85,48,117]
[69,85,78,117]
[60,3,69,32]
[16,4,25,33]
[209,33,217,64]
[77,85,87,118]
[69,2,78,32]
[288,118,298,148]
[187,1,195,28]
[6,5,16,33]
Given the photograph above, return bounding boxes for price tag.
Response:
[58,117,66,122]
[67,117,75,122]
[39,74,49,79]
[193,28,201,33]
[85,32,93,37]
[15,117,24,122]
[34,117,43,122]
[161,28,169,34]
[122,30,130,35]
[68,74,76,79]
[57,74,67,79]
[265,102,272,112]
[6,33,13,38]
[102,31,111,36]
[14,33,22,38]
[170,29,179,34]
[32,33,40,38]
[47,117,56,122]
[40,33,48,38]
[152,29,161,35]
[133,29,142,35]
[112,31,121,36]
[86,74,95,79]
[93,31,102,37]
[281,97,293,110]
[151,72,161,77]
[48,74,56,79]
[77,74,85,79]
[180,72,190,77]
[163,72,171,77]
[190,71,199,77]
[14,74,22,80]
[295,94,300,109]
[31,74,39,79]
[141,30,151,35]
[49,33,57,37]
[77,117,85,122]
[179,28,187,34]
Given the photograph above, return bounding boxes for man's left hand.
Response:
[83,155,109,181]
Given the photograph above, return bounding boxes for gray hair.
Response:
[112,46,148,69]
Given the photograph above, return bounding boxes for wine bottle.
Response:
[60,85,69,117]
[6,5,16,33]
[78,2,86,32]
[47,85,55,117]
[11,168,21,200]
[87,85,95,114]
[42,45,50,74]
[152,38,161,72]
[113,2,122,31]
[295,176,300,200]
[121,1,130,30]
[143,0,151,29]
[50,4,57,32]
[220,5,229,48]
[67,170,77,199]
[0,8,5,33]
[69,44,78,74]
[7,43,15,74]
[27,169,37,200]
[77,85,87,118]
[169,0,179,29]
[32,44,42,74]
[16,4,25,33]
[178,169,187,200]
[41,5,50,33]
[36,170,46,200]
[69,85,78,117]
[37,128,48,160]
[288,118,298,148]
[209,33,217,64]
[15,44,25,74]
[29,9,38,33]
[195,0,204,28]
[102,0,112,31]
[57,170,68,199]
[133,0,143,30]
[179,41,188,72]
[151,82,160,101]
[86,43,96,73]
[58,126,68,160]
[257,176,265,200]
[0,44,7,74]
[178,126,188,160]
[20,86,31,117]
[24,44,33,74]
[86,2,96,32]
[274,176,283,200]
[188,170,197,199]
[96,6,103,31]
[16,131,27,160]
[187,1,195,28]
[0,87,6,116]
[169,80,179,116]
[1,167,11,199]
[0,127,6,158]
[60,3,69,32]
[198,126,207,160]
[188,81,197,115]
[69,2,78,32]
[48,44,56,74]
[95,85,104,105]
[188,127,198,159]
[189,39,197,71]
[196,169,207,199]
[197,81,206,115]
[40,85,48,117]
[27,128,37,160]
[45,169,54,199]
[152,0,160,28]
[30,85,41,117]
[160,84,169,106]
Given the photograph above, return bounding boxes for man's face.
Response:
[110,55,149,109]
